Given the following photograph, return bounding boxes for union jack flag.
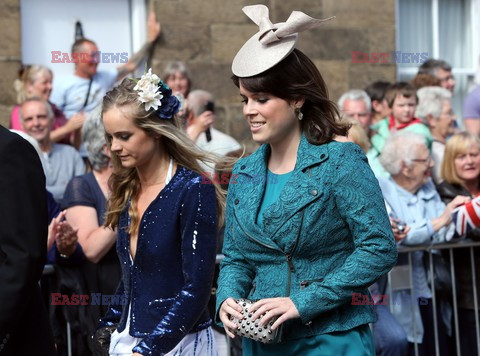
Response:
[452,195,480,236]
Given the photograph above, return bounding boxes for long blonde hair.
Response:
[442,132,480,185]
[102,78,227,236]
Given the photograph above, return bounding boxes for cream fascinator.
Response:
[232,4,334,77]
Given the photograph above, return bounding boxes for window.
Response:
[21,0,147,80]
[396,0,479,122]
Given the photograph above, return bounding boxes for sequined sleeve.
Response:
[133,178,218,355]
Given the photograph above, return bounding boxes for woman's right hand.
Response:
[433,195,471,231]
[66,112,85,131]
[442,195,471,224]
[219,298,243,338]
[390,218,410,242]
[186,110,215,141]
[446,195,471,213]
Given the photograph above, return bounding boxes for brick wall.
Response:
[0,0,396,149]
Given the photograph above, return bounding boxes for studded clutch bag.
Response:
[229,298,280,343]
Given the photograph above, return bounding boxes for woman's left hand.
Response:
[249,297,300,331]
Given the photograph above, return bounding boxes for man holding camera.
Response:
[185,90,241,168]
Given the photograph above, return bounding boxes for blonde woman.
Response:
[11,65,84,146]
[436,132,480,356]
[95,71,223,356]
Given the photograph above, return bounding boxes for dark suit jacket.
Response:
[0,126,55,355]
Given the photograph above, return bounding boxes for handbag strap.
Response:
[81,77,93,109]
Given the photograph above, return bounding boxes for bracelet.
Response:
[59,253,70,259]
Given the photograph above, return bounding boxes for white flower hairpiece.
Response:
[134,68,163,111]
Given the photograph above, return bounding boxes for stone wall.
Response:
[0,0,396,149]
[0,0,21,128]
[150,0,396,150]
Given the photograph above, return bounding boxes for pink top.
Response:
[10,102,70,144]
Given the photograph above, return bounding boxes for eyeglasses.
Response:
[439,74,455,83]
[412,156,432,165]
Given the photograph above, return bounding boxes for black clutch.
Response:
[93,325,116,356]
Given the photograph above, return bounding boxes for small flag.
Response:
[452,196,480,236]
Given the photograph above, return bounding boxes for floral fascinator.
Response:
[132,68,180,120]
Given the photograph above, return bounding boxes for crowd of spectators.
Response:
[336,58,480,356]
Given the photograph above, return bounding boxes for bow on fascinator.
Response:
[243,5,335,45]
[231,5,335,77]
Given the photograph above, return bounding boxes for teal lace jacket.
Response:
[216,135,397,341]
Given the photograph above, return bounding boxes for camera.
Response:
[396,221,407,233]
[203,101,215,142]
[204,101,215,113]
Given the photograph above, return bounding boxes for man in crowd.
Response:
[418,59,455,93]
[185,89,242,173]
[50,13,161,151]
[463,85,480,136]
[20,97,85,202]
[337,89,372,134]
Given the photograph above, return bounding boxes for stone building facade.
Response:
[0,0,21,129]
[0,0,396,150]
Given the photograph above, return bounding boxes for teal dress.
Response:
[244,169,375,356]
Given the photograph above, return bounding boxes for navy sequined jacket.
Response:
[98,166,218,355]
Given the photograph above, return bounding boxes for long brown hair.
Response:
[232,49,349,145]
[102,79,226,236]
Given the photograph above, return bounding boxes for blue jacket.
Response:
[216,136,397,340]
[377,177,453,343]
[98,167,218,355]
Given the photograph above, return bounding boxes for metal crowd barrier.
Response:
[42,258,229,356]
[218,241,480,356]
[389,239,480,356]
[44,241,480,356]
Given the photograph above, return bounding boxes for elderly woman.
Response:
[436,132,480,355]
[11,65,84,146]
[416,86,455,184]
[378,132,469,356]
[62,106,119,353]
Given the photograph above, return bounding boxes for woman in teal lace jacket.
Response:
[216,5,397,356]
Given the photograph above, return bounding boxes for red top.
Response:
[388,114,423,131]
